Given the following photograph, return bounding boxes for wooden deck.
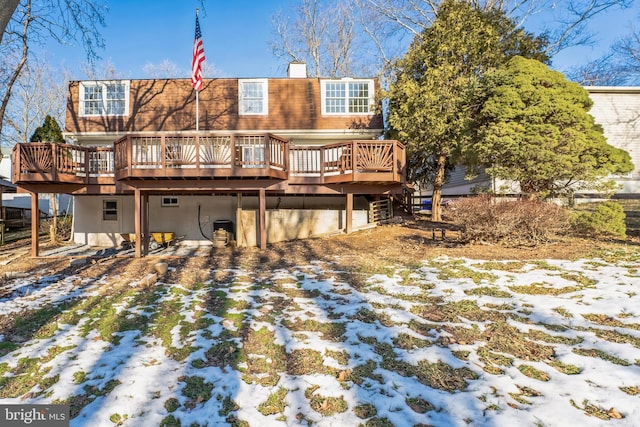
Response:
[12,133,406,191]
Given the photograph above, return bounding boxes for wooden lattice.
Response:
[21,144,52,172]
[356,143,393,171]
[200,136,232,165]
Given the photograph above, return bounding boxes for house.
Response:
[11,63,406,256]
[429,86,640,198]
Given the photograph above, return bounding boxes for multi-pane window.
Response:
[80,81,129,116]
[325,82,346,113]
[239,79,268,115]
[161,196,179,207]
[83,85,103,115]
[105,83,126,114]
[322,80,374,114]
[103,200,118,221]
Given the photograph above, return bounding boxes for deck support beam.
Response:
[134,189,142,258]
[30,192,39,257]
[259,188,266,249]
[236,193,243,247]
[142,192,149,256]
[345,192,353,234]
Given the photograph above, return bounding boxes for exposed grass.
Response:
[181,375,213,407]
[464,286,512,298]
[434,263,498,285]
[306,385,348,416]
[257,387,288,416]
[509,282,585,295]
[518,365,550,381]
[620,385,639,396]
[573,348,631,366]
[581,313,640,330]
[353,403,377,418]
[570,399,625,420]
[549,361,581,375]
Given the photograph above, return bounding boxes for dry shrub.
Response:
[448,195,569,247]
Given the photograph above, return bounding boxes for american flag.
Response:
[191,14,205,91]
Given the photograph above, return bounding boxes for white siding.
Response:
[587,87,640,193]
[72,194,370,247]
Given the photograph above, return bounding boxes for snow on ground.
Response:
[0,254,639,426]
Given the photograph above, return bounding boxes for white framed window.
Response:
[102,199,118,221]
[161,196,179,207]
[321,79,374,115]
[239,79,268,115]
[80,80,130,117]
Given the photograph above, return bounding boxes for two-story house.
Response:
[12,63,406,256]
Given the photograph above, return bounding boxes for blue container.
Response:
[421,200,433,210]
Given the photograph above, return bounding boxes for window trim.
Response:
[102,199,118,221]
[320,79,375,116]
[161,196,180,207]
[79,80,130,117]
[238,79,268,116]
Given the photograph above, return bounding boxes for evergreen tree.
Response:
[29,115,64,143]
[385,0,547,221]
[470,56,633,198]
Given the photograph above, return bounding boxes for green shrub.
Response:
[448,195,570,246]
[571,201,626,239]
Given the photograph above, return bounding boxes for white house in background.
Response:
[436,86,640,197]
[0,148,11,179]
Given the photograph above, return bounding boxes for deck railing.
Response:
[114,133,289,179]
[13,142,114,184]
[13,135,405,185]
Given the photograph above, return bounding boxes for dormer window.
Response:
[239,79,268,115]
[80,80,130,117]
[321,79,374,115]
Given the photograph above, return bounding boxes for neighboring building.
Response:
[11,64,406,256]
[428,86,640,198]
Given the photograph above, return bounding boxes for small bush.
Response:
[448,195,569,246]
[570,201,626,239]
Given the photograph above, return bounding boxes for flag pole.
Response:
[196,86,199,131]
[195,8,200,132]
[192,8,205,131]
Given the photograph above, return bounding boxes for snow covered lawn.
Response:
[0,252,639,426]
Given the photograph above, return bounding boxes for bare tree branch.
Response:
[0,0,20,44]
[0,0,31,145]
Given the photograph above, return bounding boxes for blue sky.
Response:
[39,0,640,80]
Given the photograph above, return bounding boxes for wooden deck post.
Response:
[259,188,266,249]
[236,193,243,247]
[345,192,353,234]
[30,192,39,257]
[142,192,149,256]
[134,188,142,258]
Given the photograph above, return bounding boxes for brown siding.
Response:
[66,78,384,134]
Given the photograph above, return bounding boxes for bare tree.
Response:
[567,53,629,85]
[608,26,640,83]
[0,0,31,147]
[354,0,632,70]
[568,21,640,86]
[270,0,363,77]
[0,0,106,146]
[270,0,631,80]
[142,59,221,79]
[3,56,67,146]
[0,0,20,44]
